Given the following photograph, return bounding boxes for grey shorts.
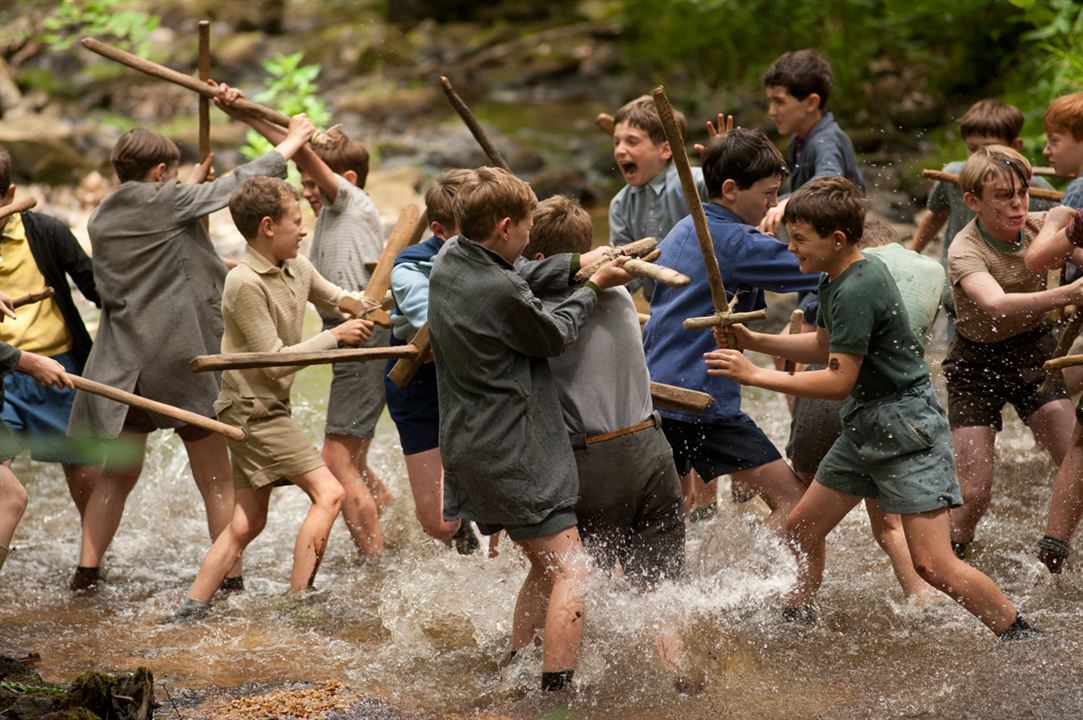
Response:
[786,364,844,477]
[323,322,390,439]
[476,507,578,542]
[817,382,962,515]
[571,420,684,588]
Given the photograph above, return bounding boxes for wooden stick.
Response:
[638,312,650,325]
[440,76,511,171]
[362,204,420,312]
[683,309,768,331]
[190,345,419,373]
[1039,311,1083,393]
[0,196,36,223]
[654,86,738,346]
[921,169,1064,202]
[623,258,690,287]
[409,212,429,246]
[11,287,54,308]
[784,308,804,374]
[387,325,431,389]
[68,375,246,442]
[650,381,713,413]
[596,112,615,136]
[1043,352,1083,371]
[574,237,658,282]
[198,20,211,231]
[81,37,292,128]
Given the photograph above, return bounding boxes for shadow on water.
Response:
[2,314,1083,719]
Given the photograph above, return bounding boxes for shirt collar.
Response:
[630,163,673,197]
[1,212,26,243]
[241,244,295,277]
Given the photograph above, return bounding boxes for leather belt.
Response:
[585,415,657,446]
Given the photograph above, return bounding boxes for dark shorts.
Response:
[817,382,963,515]
[1,350,90,463]
[786,393,844,477]
[571,420,684,588]
[122,404,211,442]
[323,320,389,439]
[943,326,1069,430]
[384,355,440,456]
[476,506,577,542]
[661,413,782,479]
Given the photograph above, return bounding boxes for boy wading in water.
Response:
[705,177,1038,638]
[428,167,632,690]
[173,175,374,620]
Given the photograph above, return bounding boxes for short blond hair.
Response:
[958,145,1031,199]
[229,176,298,239]
[525,195,592,257]
[452,166,536,242]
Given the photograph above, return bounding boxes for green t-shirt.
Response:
[816,254,928,402]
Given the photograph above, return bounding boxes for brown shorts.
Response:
[122,405,212,442]
[215,395,324,491]
[943,326,1069,431]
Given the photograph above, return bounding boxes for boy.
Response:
[0,147,99,513]
[643,129,818,537]
[759,49,865,235]
[173,176,374,620]
[0,292,75,574]
[66,89,313,592]
[385,169,478,550]
[1042,91,1083,208]
[704,176,1037,638]
[786,217,944,602]
[428,166,631,691]
[944,146,1082,559]
[609,95,708,298]
[910,100,1056,339]
[238,116,387,560]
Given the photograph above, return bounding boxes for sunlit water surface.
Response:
[2,314,1082,719]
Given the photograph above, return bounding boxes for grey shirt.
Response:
[428,236,598,526]
[69,151,287,438]
[309,174,385,322]
[786,112,865,194]
[544,286,653,436]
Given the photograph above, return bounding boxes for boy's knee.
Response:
[322,483,346,510]
[232,516,265,544]
[3,484,29,515]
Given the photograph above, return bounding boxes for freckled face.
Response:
[613,122,671,188]
[970,173,1029,240]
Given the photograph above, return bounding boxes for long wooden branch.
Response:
[1039,311,1083,393]
[387,325,431,390]
[921,169,1064,202]
[440,76,511,171]
[683,309,768,331]
[81,37,292,128]
[68,375,246,442]
[12,287,54,308]
[190,345,419,373]
[0,196,36,223]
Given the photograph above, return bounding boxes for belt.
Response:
[584,415,658,446]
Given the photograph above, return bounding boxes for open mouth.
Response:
[620,161,638,178]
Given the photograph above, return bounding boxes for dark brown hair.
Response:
[0,146,11,192]
[313,129,370,188]
[111,128,180,182]
[425,168,474,229]
[957,100,1025,143]
[702,128,787,196]
[783,176,866,244]
[762,49,833,110]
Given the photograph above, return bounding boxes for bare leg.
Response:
[517,526,589,673]
[62,463,97,520]
[903,509,1018,633]
[77,432,147,568]
[948,426,995,545]
[322,435,383,558]
[0,464,28,549]
[326,433,392,512]
[783,480,862,607]
[864,499,936,600]
[1045,423,1083,542]
[1027,399,1075,466]
[187,486,271,603]
[286,466,345,592]
[182,433,241,578]
[731,458,808,533]
[403,447,460,540]
[511,544,555,653]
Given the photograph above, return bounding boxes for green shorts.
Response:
[816,382,962,515]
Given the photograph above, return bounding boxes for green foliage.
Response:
[241,52,331,182]
[40,0,159,55]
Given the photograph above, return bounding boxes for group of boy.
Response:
[4,42,1083,695]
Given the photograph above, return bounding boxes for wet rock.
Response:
[0,57,24,117]
[0,114,91,184]
[0,662,153,720]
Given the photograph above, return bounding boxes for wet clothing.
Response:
[662,414,782,478]
[70,151,287,438]
[786,112,865,194]
[609,163,707,298]
[322,321,389,440]
[645,203,819,422]
[429,235,595,529]
[2,351,91,463]
[0,340,23,462]
[816,382,962,514]
[948,213,1046,344]
[385,236,443,455]
[816,255,927,402]
[942,325,1068,430]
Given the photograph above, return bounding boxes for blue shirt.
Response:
[1064,176,1083,210]
[643,204,819,421]
[787,112,865,194]
[389,235,444,341]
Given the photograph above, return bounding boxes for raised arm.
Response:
[910,208,950,254]
[1025,205,1083,273]
[958,269,1083,322]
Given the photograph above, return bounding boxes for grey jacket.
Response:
[428,236,598,526]
[69,152,286,437]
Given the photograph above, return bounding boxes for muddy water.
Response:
[2,310,1082,720]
